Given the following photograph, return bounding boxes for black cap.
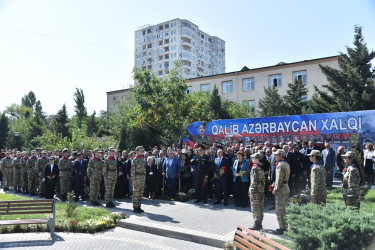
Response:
[196,144,206,150]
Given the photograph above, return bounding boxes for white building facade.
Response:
[134,18,225,79]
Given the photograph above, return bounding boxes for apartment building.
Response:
[134,18,225,80]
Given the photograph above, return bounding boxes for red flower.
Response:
[221,166,227,175]
[268,185,274,192]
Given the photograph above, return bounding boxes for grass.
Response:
[326,186,375,214]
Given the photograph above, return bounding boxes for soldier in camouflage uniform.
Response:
[27,150,38,195]
[342,151,362,210]
[88,149,103,206]
[249,152,266,230]
[1,151,13,191]
[12,151,23,193]
[103,148,118,208]
[272,149,290,235]
[21,151,29,194]
[308,150,327,204]
[132,146,146,213]
[59,148,72,202]
[36,150,49,197]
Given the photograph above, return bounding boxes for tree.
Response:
[258,87,288,117]
[73,88,87,127]
[34,100,45,119]
[54,104,70,139]
[208,85,231,120]
[21,91,36,108]
[285,78,308,115]
[310,25,375,113]
[0,113,10,149]
[87,111,98,137]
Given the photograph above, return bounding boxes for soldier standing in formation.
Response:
[342,151,362,210]
[249,152,266,230]
[131,146,146,213]
[272,149,290,235]
[21,151,29,194]
[12,151,23,193]
[27,150,38,195]
[308,150,327,204]
[192,145,210,203]
[103,148,118,208]
[1,151,13,191]
[36,150,49,197]
[58,148,72,201]
[88,149,103,206]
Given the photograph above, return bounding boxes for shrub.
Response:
[286,202,375,250]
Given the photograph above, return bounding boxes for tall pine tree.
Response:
[285,78,308,115]
[73,88,88,128]
[310,25,375,113]
[258,87,288,117]
[0,113,10,149]
[54,104,70,139]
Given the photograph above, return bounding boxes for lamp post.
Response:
[14,132,19,150]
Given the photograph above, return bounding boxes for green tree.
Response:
[73,88,88,127]
[21,91,36,108]
[258,87,288,117]
[87,111,98,137]
[34,100,45,119]
[310,25,375,113]
[208,85,231,119]
[285,78,308,115]
[0,113,10,149]
[54,104,70,139]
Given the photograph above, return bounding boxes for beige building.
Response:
[185,56,339,111]
[107,56,339,112]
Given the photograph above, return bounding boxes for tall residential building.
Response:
[134,18,225,80]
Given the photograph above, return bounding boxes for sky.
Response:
[0,0,374,116]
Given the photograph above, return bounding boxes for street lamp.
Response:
[14,132,19,150]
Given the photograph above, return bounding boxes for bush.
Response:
[286,202,375,250]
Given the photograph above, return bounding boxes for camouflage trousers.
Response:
[60,175,71,195]
[90,177,101,202]
[21,168,28,189]
[2,168,13,189]
[38,175,45,195]
[251,192,265,223]
[132,176,145,209]
[275,185,290,230]
[343,193,361,210]
[13,169,22,187]
[28,171,38,193]
[105,178,117,203]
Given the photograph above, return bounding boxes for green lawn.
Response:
[326,187,375,213]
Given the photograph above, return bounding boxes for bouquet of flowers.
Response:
[268,184,274,192]
[210,167,225,181]
[202,178,208,187]
[237,170,248,177]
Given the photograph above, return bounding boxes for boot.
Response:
[249,221,263,230]
[106,202,114,208]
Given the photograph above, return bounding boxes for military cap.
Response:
[76,153,82,157]
[273,149,286,156]
[108,147,116,152]
[16,151,21,155]
[50,156,56,160]
[62,148,69,153]
[31,150,36,153]
[342,151,356,158]
[135,146,145,152]
[196,144,206,150]
[307,150,321,157]
[36,148,42,151]
[217,143,224,149]
[249,139,255,144]
[42,150,47,154]
[251,152,263,160]
[93,148,100,153]
[22,151,27,154]
[5,150,11,154]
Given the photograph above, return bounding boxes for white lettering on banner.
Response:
[330,119,339,130]
[309,120,317,131]
[277,122,285,133]
[249,124,254,134]
[218,126,224,135]
[348,118,358,130]
[359,117,362,130]
[339,119,347,130]
[263,123,269,133]
[283,121,291,132]
[292,121,299,132]
[212,125,218,135]
[300,121,308,131]
[242,124,249,134]
[255,124,262,134]
[321,119,329,131]
[233,124,239,134]
[270,123,277,133]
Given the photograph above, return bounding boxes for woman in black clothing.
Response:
[145,156,158,199]
[114,155,127,198]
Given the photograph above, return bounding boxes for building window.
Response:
[243,78,255,91]
[269,74,282,88]
[222,80,233,93]
[200,84,210,92]
[293,70,307,84]
[243,100,255,112]
[186,86,192,94]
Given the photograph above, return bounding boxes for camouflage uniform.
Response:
[87,157,103,202]
[35,156,49,196]
[59,156,72,198]
[1,156,14,190]
[274,160,290,230]
[343,164,361,209]
[26,156,38,194]
[249,163,266,227]
[21,156,28,192]
[12,156,22,190]
[310,163,327,204]
[103,156,117,204]
[131,155,146,209]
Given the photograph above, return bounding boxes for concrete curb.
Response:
[118,218,228,248]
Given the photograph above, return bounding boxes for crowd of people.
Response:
[0,138,371,234]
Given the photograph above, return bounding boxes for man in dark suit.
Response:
[156,151,166,194]
[300,141,312,188]
[44,156,59,199]
[213,149,231,205]
[73,153,88,201]
[162,150,181,198]
[322,141,336,187]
